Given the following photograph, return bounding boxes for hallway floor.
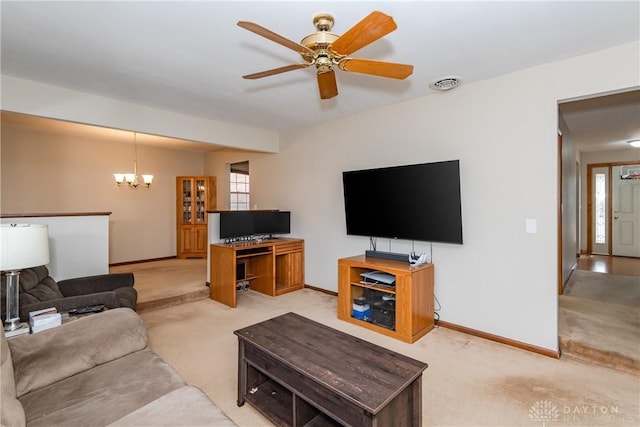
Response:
[560,254,640,375]
[576,254,640,276]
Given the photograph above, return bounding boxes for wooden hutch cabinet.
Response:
[176,176,216,258]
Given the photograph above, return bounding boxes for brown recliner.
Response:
[0,265,136,321]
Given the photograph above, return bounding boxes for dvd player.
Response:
[360,271,396,286]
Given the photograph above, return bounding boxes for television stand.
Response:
[338,255,434,343]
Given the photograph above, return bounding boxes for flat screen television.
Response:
[219,211,254,239]
[219,211,291,239]
[342,160,463,244]
[254,211,291,235]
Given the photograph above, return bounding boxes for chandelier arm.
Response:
[113,131,152,189]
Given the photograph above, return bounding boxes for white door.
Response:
[612,165,640,257]
[591,166,609,255]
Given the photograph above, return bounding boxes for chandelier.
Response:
[113,132,153,189]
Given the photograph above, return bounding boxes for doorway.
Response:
[557,90,640,370]
[587,162,640,257]
[612,164,640,257]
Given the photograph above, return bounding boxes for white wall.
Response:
[0,125,206,263]
[0,214,109,281]
[206,41,639,352]
[1,75,280,153]
[558,116,579,287]
[204,151,276,211]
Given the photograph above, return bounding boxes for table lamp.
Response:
[1,224,50,332]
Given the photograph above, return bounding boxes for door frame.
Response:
[557,133,563,295]
[586,161,640,255]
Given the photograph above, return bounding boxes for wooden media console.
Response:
[338,255,434,343]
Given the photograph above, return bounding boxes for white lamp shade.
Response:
[0,224,50,271]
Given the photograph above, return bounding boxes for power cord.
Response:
[369,236,377,251]
[236,281,250,292]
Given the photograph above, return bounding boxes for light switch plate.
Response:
[525,219,537,234]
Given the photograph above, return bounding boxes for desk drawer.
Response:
[274,241,303,255]
[244,344,365,427]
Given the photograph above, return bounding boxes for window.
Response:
[595,173,606,244]
[230,161,250,210]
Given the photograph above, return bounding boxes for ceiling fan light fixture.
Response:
[238,11,413,99]
[627,139,640,148]
[430,76,463,91]
[300,31,339,49]
[312,13,335,32]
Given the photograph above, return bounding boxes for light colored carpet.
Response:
[111,259,209,311]
[140,289,640,427]
[559,270,640,375]
[563,270,640,307]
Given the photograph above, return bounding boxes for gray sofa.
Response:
[0,265,137,322]
[1,308,236,427]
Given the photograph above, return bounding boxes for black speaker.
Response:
[236,261,246,281]
[365,250,409,263]
[372,301,395,330]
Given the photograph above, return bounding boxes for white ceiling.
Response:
[560,90,640,152]
[1,1,639,150]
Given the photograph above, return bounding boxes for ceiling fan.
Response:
[237,11,414,100]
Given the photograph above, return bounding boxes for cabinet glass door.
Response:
[181,178,193,224]
[351,286,396,331]
[195,178,206,223]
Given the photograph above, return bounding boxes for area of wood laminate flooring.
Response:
[576,254,640,276]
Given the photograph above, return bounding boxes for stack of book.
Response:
[29,308,62,333]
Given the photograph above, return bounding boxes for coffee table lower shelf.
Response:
[242,363,340,427]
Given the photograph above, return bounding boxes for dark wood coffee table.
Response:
[234,312,427,427]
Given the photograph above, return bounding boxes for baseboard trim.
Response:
[438,320,560,359]
[110,256,177,267]
[564,266,578,291]
[304,284,338,296]
[302,286,559,358]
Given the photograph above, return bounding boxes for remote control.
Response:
[68,305,105,315]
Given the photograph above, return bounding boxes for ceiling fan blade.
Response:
[243,63,310,80]
[338,58,413,79]
[330,11,397,56]
[317,70,338,99]
[238,21,315,56]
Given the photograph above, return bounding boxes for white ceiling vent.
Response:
[430,76,463,91]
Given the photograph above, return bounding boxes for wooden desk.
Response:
[209,238,304,307]
[235,312,427,427]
